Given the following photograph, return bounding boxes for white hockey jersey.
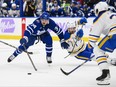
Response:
[66,32,86,56]
[89,11,116,47]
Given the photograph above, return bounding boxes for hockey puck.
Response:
[27,73,32,75]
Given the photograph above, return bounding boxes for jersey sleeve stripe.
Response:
[98,36,109,48]
[89,34,100,38]
[27,26,34,33]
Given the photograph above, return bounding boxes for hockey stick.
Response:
[64,24,84,58]
[0,40,33,54]
[64,36,79,58]
[60,59,88,75]
[23,44,37,71]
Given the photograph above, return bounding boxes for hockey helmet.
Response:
[40,12,50,20]
[94,1,109,16]
[67,22,76,28]
[2,3,7,8]
[12,3,16,7]
[67,22,76,34]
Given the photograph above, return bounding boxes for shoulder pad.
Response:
[35,19,40,23]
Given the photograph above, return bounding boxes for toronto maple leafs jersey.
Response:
[24,17,64,40]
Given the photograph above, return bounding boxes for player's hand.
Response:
[76,29,83,38]
[60,39,69,49]
[20,38,27,45]
[78,17,87,25]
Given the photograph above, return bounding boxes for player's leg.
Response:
[98,35,116,66]
[95,52,110,85]
[40,33,53,64]
[75,50,95,61]
[7,45,29,62]
[75,45,95,61]
[95,36,114,85]
[7,36,36,62]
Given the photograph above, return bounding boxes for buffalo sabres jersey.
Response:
[64,31,86,55]
[89,11,116,47]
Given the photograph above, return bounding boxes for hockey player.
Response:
[7,12,69,64]
[105,0,116,12]
[64,18,95,62]
[88,1,116,85]
[105,0,116,9]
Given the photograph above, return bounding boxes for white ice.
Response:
[0,40,116,87]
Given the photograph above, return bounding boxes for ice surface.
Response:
[0,40,116,87]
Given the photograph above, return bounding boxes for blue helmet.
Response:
[40,12,50,20]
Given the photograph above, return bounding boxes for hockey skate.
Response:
[96,69,110,85]
[46,57,52,64]
[7,54,16,63]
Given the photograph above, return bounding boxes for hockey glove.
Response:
[76,29,84,38]
[60,39,69,49]
[78,17,87,25]
[20,38,27,45]
[86,44,93,53]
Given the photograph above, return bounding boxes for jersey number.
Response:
[110,14,116,19]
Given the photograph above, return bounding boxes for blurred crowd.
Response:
[0,0,20,17]
[0,0,115,17]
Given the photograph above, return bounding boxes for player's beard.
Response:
[69,30,76,34]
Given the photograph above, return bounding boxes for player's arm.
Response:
[48,19,69,49]
[76,17,87,40]
[88,17,103,48]
[48,19,64,40]
[20,20,38,45]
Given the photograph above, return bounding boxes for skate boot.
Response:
[96,69,110,85]
[46,57,52,64]
[7,54,16,63]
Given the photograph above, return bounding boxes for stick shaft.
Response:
[23,45,37,71]
[0,40,33,54]
[60,60,88,75]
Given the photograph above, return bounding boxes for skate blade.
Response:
[97,80,110,85]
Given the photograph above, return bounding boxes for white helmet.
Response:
[2,3,7,8]
[12,3,16,7]
[94,1,109,16]
[67,22,76,28]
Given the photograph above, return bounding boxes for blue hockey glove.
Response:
[20,38,27,45]
[60,39,69,49]
[76,29,84,38]
[79,17,87,25]
[86,44,93,53]
[64,32,70,40]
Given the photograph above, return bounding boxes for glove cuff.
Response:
[23,36,28,43]
[60,39,65,43]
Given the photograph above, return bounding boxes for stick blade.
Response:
[60,68,70,76]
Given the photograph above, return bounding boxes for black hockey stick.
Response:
[0,40,33,54]
[64,24,84,58]
[23,44,37,71]
[60,60,88,75]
